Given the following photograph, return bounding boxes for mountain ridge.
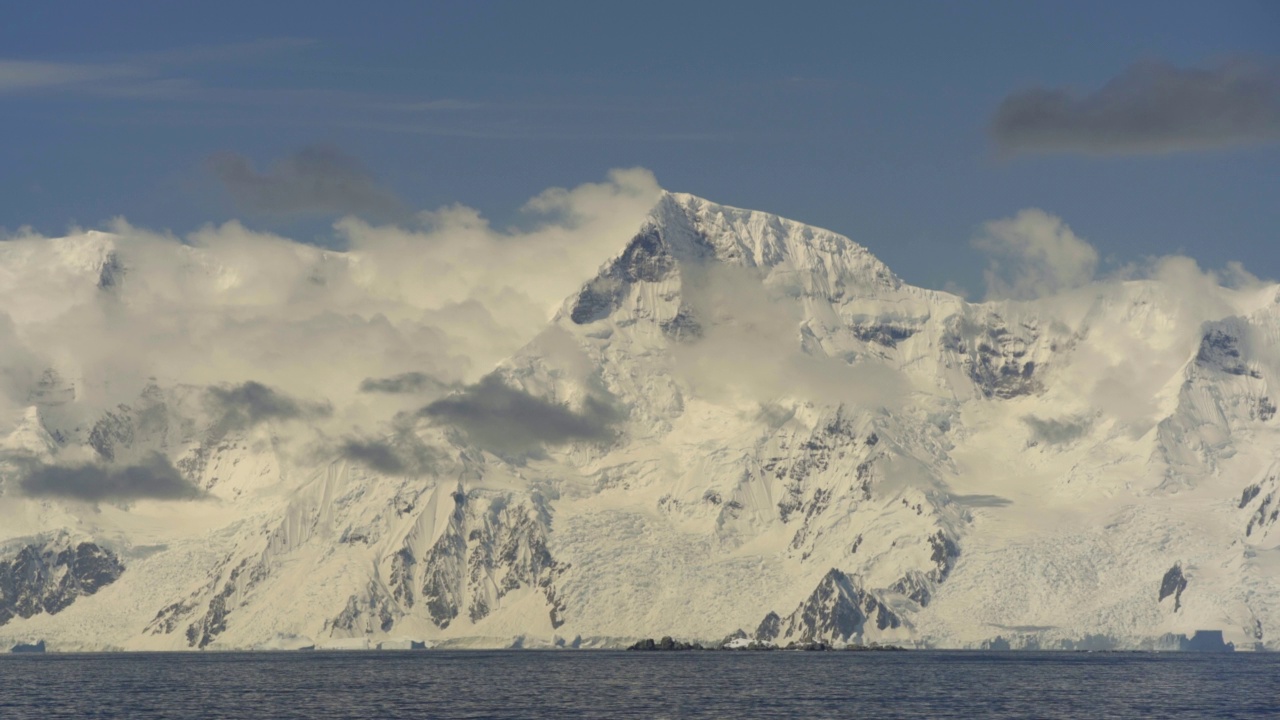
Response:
[0,191,1277,651]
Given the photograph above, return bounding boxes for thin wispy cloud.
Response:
[991,59,1280,156]
[0,60,142,93]
[0,38,312,98]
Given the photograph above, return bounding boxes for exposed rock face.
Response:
[0,540,125,626]
[571,226,677,325]
[943,313,1042,399]
[1159,564,1188,612]
[754,612,782,643]
[384,490,566,633]
[147,554,271,649]
[97,251,125,290]
[326,582,398,635]
[852,322,918,348]
[755,569,901,645]
[1242,474,1280,540]
[1197,326,1256,377]
[86,386,175,465]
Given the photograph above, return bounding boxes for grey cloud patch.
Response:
[991,59,1280,156]
[359,372,448,395]
[208,145,406,220]
[952,494,1013,508]
[17,452,200,501]
[420,375,621,455]
[1023,415,1092,445]
[206,381,331,431]
[338,436,437,475]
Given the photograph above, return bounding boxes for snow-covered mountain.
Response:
[1,192,1278,651]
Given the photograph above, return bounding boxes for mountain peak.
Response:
[651,191,899,284]
[560,192,903,329]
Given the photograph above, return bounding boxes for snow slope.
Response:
[1,192,1277,651]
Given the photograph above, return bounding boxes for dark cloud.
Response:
[338,436,437,475]
[17,452,200,501]
[420,375,621,455]
[206,381,331,431]
[1023,415,1092,445]
[359,371,447,395]
[991,59,1280,156]
[207,145,406,219]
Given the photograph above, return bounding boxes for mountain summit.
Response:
[1,192,1277,651]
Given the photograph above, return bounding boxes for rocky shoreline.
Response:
[626,635,907,652]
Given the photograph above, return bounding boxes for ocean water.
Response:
[1,650,1277,719]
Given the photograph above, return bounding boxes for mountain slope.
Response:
[1,192,1277,651]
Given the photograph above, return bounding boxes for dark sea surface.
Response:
[1,650,1277,719]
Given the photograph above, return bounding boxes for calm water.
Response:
[1,650,1277,719]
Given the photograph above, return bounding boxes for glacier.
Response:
[1,191,1278,651]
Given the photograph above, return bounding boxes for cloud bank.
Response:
[0,168,660,486]
[992,59,1280,156]
[17,452,200,501]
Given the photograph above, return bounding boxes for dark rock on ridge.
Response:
[571,226,677,325]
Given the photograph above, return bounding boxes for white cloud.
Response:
[0,169,660,445]
[973,208,1099,301]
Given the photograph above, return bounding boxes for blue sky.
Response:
[1,0,1276,294]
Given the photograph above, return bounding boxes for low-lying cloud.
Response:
[672,262,911,409]
[206,381,332,431]
[17,452,201,501]
[208,145,407,220]
[338,436,437,475]
[991,59,1280,156]
[420,375,621,455]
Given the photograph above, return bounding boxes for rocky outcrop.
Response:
[1159,563,1188,612]
[627,636,703,651]
[0,540,125,626]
